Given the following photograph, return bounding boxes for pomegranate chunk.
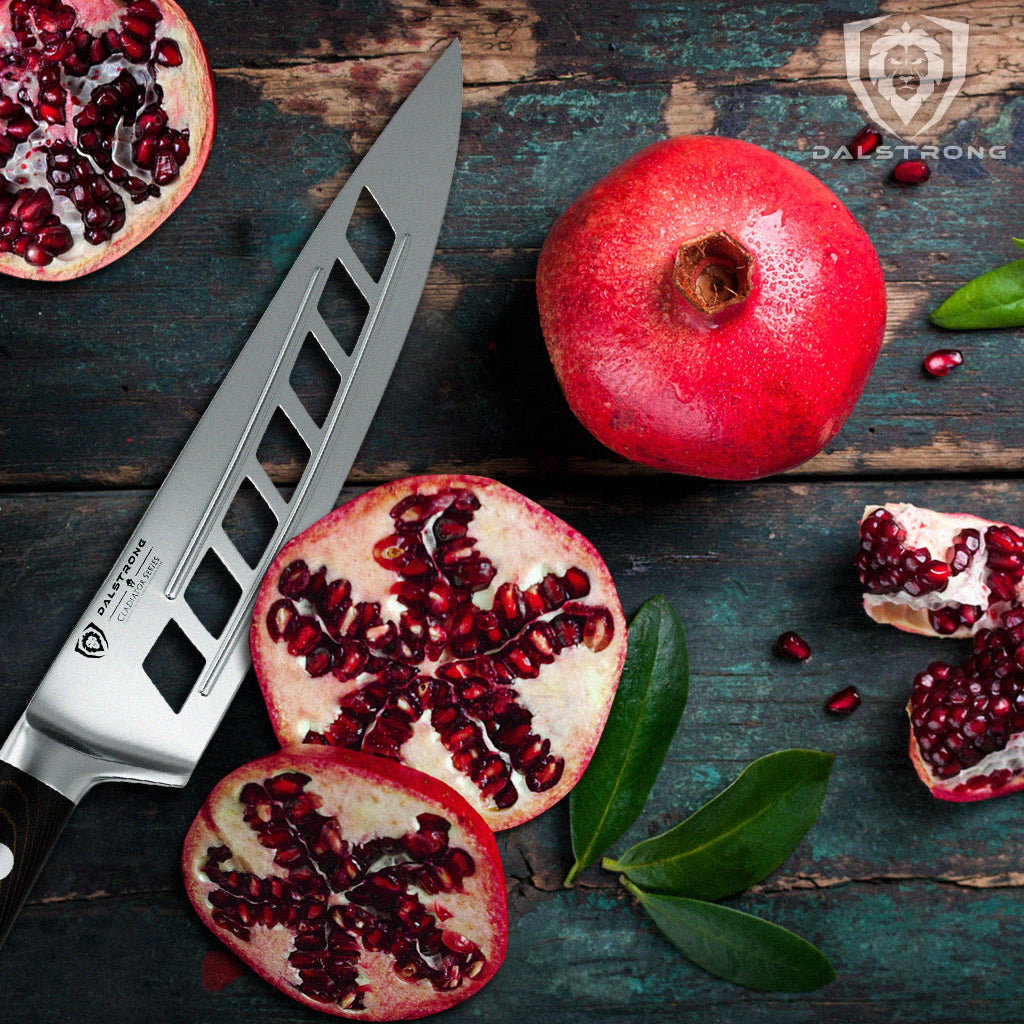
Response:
[857,503,1024,801]
[251,475,627,831]
[183,748,507,1019]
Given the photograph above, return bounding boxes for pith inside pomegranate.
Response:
[0,0,215,280]
[183,747,507,1020]
[536,135,887,479]
[250,474,627,831]
[857,502,1024,801]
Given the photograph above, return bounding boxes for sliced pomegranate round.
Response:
[250,474,627,831]
[857,502,1024,800]
[856,502,1024,639]
[0,0,215,280]
[183,746,507,1020]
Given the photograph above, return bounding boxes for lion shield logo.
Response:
[844,14,969,139]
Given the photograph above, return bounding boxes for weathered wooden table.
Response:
[3,1,1023,1020]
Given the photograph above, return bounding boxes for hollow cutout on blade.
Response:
[317,259,369,357]
[289,331,342,428]
[143,619,206,714]
[184,549,243,639]
[222,477,278,569]
[347,186,395,283]
[257,407,310,490]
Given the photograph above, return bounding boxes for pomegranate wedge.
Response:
[251,474,627,831]
[857,502,1024,801]
[183,747,507,1020]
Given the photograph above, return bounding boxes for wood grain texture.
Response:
[1,0,1023,1020]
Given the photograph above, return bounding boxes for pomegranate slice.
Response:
[183,747,507,1020]
[250,474,627,831]
[857,502,1024,801]
[0,0,215,280]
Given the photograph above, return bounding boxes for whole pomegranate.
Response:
[857,502,1024,801]
[536,135,887,479]
[0,0,215,280]
[183,747,507,1020]
[250,474,627,831]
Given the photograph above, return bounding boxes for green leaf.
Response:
[604,749,833,901]
[565,596,689,886]
[624,881,836,993]
[930,246,1024,328]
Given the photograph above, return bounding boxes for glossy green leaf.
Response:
[930,240,1024,328]
[625,881,836,993]
[603,749,833,901]
[565,596,689,886]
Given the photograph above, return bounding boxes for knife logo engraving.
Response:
[74,623,109,659]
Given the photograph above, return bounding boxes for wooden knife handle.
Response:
[0,759,74,948]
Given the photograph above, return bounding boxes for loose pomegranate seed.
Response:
[826,685,861,715]
[893,159,930,184]
[850,125,883,158]
[775,630,811,661]
[923,348,963,377]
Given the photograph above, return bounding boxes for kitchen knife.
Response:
[0,38,462,948]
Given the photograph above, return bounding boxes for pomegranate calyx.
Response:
[672,229,753,315]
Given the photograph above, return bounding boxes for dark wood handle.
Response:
[0,760,74,948]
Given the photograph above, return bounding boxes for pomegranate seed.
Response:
[893,159,930,184]
[923,348,963,377]
[849,125,882,158]
[826,685,862,715]
[775,630,811,661]
[154,38,183,67]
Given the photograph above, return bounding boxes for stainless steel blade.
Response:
[0,40,462,801]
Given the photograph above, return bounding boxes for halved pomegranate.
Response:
[250,474,627,831]
[857,502,1024,801]
[0,0,215,280]
[183,747,507,1020]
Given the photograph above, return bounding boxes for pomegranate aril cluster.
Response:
[910,612,1024,789]
[265,487,617,811]
[201,771,485,1010]
[0,0,192,265]
[857,507,1024,636]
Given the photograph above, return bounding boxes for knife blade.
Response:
[0,38,462,947]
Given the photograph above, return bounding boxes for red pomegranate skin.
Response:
[536,136,888,479]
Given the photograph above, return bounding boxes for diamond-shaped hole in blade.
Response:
[184,548,242,639]
[347,186,395,283]
[318,258,369,358]
[289,331,341,429]
[257,407,310,492]
[142,619,205,714]
[222,477,278,569]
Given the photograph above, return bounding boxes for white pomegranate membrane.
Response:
[250,475,627,831]
[0,0,214,278]
[857,503,1024,801]
[183,748,507,1020]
